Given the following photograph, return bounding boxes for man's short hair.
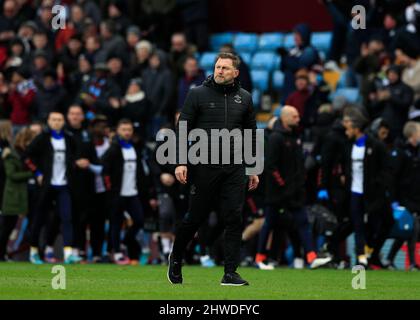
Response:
[117,118,133,128]
[216,52,240,69]
[403,121,420,139]
[346,109,369,131]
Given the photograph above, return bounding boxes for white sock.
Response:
[30,247,38,256]
[161,238,172,255]
[45,246,54,255]
[114,252,123,261]
[64,246,72,260]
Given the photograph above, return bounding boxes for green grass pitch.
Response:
[1,262,420,300]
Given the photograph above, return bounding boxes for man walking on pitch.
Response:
[167,53,259,286]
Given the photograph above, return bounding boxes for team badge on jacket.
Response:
[234,94,242,104]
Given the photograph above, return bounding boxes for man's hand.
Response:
[175,166,188,184]
[160,173,175,187]
[76,159,90,169]
[248,175,259,191]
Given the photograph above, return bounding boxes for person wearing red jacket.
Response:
[7,68,36,134]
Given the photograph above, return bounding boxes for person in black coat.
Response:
[342,111,393,268]
[385,121,420,270]
[255,106,331,270]
[24,111,86,264]
[102,118,156,264]
[368,65,414,140]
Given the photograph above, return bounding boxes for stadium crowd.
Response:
[0,0,419,271]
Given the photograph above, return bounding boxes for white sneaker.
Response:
[310,256,332,269]
[293,258,304,269]
[256,261,274,270]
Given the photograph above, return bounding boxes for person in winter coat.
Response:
[255,106,332,270]
[278,23,320,101]
[369,65,414,140]
[177,56,205,111]
[0,127,35,261]
[386,122,420,271]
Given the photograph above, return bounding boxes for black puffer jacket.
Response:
[264,120,305,209]
[176,75,256,167]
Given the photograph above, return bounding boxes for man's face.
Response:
[117,124,133,140]
[92,121,107,137]
[295,77,308,91]
[149,54,160,69]
[127,33,139,48]
[107,58,122,74]
[71,5,84,23]
[343,117,357,139]
[214,58,239,85]
[377,126,389,141]
[4,0,17,18]
[387,71,399,84]
[284,109,300,128]
[171,34,186,52]
[67,107,84,128]
[30,123,43,136]
[48,113,65,131]
[43,76,55,90]
[85,37,100,52]
[33,34,47,49]
[184,58,198,77]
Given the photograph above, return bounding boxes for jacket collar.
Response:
[203,75,240,94]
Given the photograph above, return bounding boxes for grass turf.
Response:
[0,262,419,300]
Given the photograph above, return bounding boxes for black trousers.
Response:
[0,215,19,259]
[172,165,246,273]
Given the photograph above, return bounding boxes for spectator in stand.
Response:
[177,56,205,111]
[397,47,420,104]
[368,65,414,140]
[169,32,196,81]
[278,23,320,101]
[126,25,142,67]
[107,0,132,36]
[33,70,68,122]
[77,0,102,27]
[142,50,174,135]
[353,37,387,108]
[7,67,36,135]
[0,128,35,261]
[0,0,22,42]
[107,55,130,95]
[130,40,152,78]
[176,0,209,52]
[96,20,128,65]
[77,62,121,120]
[58,34,84,86]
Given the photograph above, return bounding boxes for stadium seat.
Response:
[251,52,280,71]
[210,33,235,51]
[272,70,285,90]
[259,32,284,51]
[233,33,259,53]
[311,31,332,54]
[199,52,217,71]
[252,88,261,107]
[251,70,269,91]
[239,52,252,66]
[331,88,360,103]
[283,33,295,49]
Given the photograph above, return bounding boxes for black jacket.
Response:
[102,139,155,200]
[318,118,347,191]
[389,143,420,213]
[343,134,391,214]
[265,120,305,209]
[176,75,256,167]
[24,129,79,191]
